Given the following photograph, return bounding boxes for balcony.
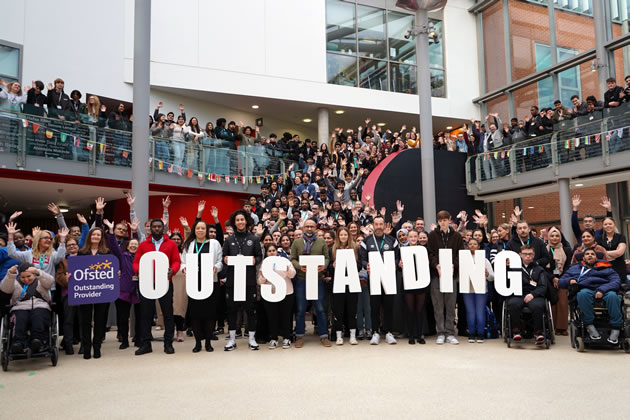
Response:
[465,105,630,200]
[0,111,295,193]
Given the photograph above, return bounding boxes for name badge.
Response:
[57,105,62,109]
[529,280,537,287]
[237,253,243,256]
[553,268,560,276]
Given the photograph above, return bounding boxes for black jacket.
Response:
[222,230,263,286]
[505,234,551,269]
[359,233,400,270]
[519,263,549,298]
[46,89,70,118]
[427,228,465,277]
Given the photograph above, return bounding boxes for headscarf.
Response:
[547,227,567,275]
[397,228,409,247]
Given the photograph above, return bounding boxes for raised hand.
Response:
[32,226,40,237]
[129,217,140,232]
[211,206,219,220]
[5,221,20,236]
[384,222,393,235]
[513,206,522,218]
[392,211,401,225]
[179,217,189,229]
[430,223,437,231]
[600,196,612,211]
[100,104,107,113]
[365,194,371,203]
[157,101,163,109]
[47,202,61,216]
[197,200,206,215]
[95,197,106,212]
[58,227,69,242]
[178,104,185,112]
[103,219,114,232]
[162,195,171,209]
[9,211,22,221]
[255,224,264,236]
[262,212,271,221]
[396,200,404,213]
[125,192,135,209]
[571,195,581,211]
[76,213,87,225]
[379,207,386,217]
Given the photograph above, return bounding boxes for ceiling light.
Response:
[60,208,69,213]
[251,105,259,109]
[377,122,386,126]
[575,183,584,187]
[446,126,453,130]
[527,206,535,209]
[335,110,345,114]
[303,118,312,123]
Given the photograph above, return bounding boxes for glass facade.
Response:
[477,0,630,121]
[325,0,445,97]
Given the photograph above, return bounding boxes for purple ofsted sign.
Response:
[68,254,120,305]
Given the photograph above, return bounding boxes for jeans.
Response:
[13,308,50,347]
[481,157,496,180]
[172,141,185,169]
[576,289,623,328]
[462,293,487,336]
[356,285,372,331]
[294,277,328,337]
[155,140,170,168]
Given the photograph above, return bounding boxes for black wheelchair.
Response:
[568,283,630,353]
[502,298,555,349]
[0,303,59,371]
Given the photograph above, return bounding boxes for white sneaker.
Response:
[349,336,358,345]
[370,333,381,345]
[268,340,278,349]
[446,335,459,345]
[282,339,291,349]
[336,337,344,345]
[224,340,237,351]
[436,335,445,345]
[385,332,397,344]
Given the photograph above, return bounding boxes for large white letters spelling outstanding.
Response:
[138,247,523,301]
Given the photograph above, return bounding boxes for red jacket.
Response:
[133,234,181,280]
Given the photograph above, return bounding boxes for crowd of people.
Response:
[1,181,627,359]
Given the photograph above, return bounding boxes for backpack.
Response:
[485,305,498,339]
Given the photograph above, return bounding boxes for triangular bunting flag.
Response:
[60,133,67,143]
[226,176,230,183]
[168,164,173,173]
[585,136,591,146]
[617,128,623,137]
[207,173,212,181]
[216,175,221,183]
[210,173,217,181]
[99,143,105,153]
[506,151,510,157]
[187,169,193,178]
[500,151,505,159]
[148,157,153,166]
[522,147,527,155]
[73,137,80,147]
[574,138,580,147]
[86,141,94,151]
[122,150,128,158]
[595,134,601,143]
[493,152,498,159]
[198,172,203,180]
[539,145,544,153]
[158,160,163,170]
[529,146,535,154]
[241,176,245,184]
[32,123,40,134]
[564,140,570,149]
[21,119,28,128]
[45,130,53,139]
[178,167,183,176]
[256,176,261,184]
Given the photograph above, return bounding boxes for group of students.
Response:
[1,185,627,359]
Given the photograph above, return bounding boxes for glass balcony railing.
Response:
[0,111,297,185]
[466,104,630,189]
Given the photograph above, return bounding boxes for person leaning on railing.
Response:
[0,79,27,112]
[46,78,70,119]
[151,113,171,167]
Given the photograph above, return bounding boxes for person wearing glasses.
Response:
[6,222,68,278]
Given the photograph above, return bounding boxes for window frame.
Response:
[0,39,23,83]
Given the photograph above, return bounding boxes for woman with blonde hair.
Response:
[6,222,68,277]
[331,227,360,345]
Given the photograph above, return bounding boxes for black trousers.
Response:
[264,294,295,341]
[405,290,426,339]
[457,291,468,333]
[79,302,109,350]
[139,282,174,346]
[507,296,545,332]
[226,285,257,332]
[14,308,50,346]
[370,288,395,334]
[61,295,78,347]
[189,290,218,343]
[332,291,359,331]
[115,299,140,344]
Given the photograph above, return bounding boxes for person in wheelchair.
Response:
[0,263,54,354]
[507,245,549,345]
[559,249,622,344]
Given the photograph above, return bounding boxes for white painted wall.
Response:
[1,0,479,135]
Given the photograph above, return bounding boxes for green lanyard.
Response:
[373,235,385,252]
[38,255,45,269]
[194,240,207,254]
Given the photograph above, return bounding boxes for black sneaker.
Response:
[214,327,224,335]
[468,335,475,343]
[30,338,42,353]
[235,330,243,338]
[64,343,74,355]
[11,342,24,354]
[164,342,175,354]
[135,344,153,355]
[186,328,193,337]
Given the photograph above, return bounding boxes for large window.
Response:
[326,0,445,97]
[0,42,21,83]
[535,43,580,107]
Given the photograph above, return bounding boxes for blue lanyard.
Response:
[195,240,207,254]
[19,284,29,299]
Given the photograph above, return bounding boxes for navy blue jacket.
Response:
[558,260,621,294]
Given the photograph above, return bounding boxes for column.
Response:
[558,178,574,245]
[317,107,329,149]
[416,8,437,226]
[131,0,151,223]
[593,0,610,94]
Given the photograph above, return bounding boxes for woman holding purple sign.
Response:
[104,219,141,351]
[77,227,110,360]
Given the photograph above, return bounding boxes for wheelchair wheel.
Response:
[51,346,58,366]
[1,349,7,371]
[575,336,585,352]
